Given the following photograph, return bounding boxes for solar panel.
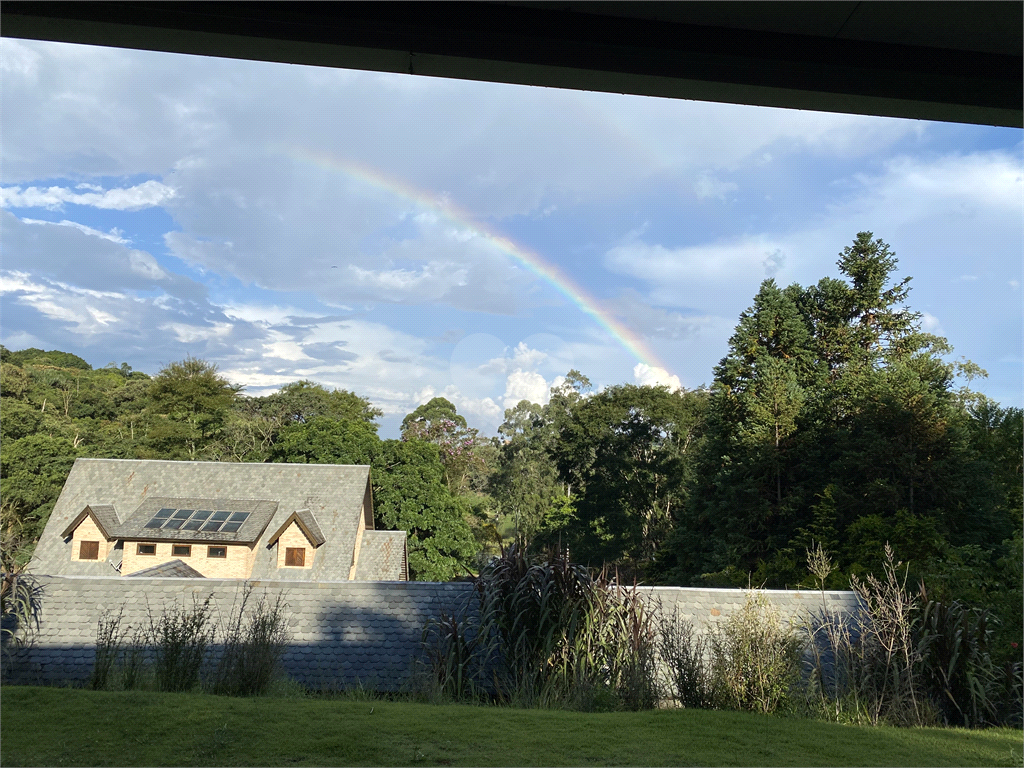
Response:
[139,504,257,536]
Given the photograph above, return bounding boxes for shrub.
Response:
[150,595,213,692]
[658,611,715,709]
[803,544,934,726]
[708,591,802,714]
[210,585,290,697]
[90,607,127,690]
[916,590,998,727]
[419,607,493,702]
[421,545,662,711]
[119,624,149,691]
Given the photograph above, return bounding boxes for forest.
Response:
[2,232,1021,665]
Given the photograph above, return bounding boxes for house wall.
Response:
[347,505,368,580]
[69,517,111,562]
[275,523,316,570]
[120,542,255,578]
[3,576,860,690]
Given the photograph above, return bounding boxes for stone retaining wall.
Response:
[3,575,859,688]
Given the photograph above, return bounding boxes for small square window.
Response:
[208,546,227,559]
[285,547,305,567]
[172,544,192,557]
[137,543,156,556]
[79,541,99,560]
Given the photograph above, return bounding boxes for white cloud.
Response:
[605,235,788,312]
[347,262,468,300]
[1,180,176,210]
[129,251,168,279]
[920,312,944,335]
[159,321,235,344]
[693,173,737,201]
[0,210,206,301]
[0,39,41,78]
[502,369,552,411]
[633,363,683,392]
[18,217,129,244]
[1,271,125,335]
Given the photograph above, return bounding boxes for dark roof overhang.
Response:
[1,2,1020,127]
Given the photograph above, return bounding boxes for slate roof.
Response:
[31,458,377,581]
[60,504,121,539]
[267,509,326,548]
[354,530,408,581]
[127,559,206,578]
[117,497,278,544]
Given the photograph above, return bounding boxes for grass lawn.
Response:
[2,686,1021,767]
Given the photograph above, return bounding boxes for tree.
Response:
[490,400,563,544]
[372,439,478,581]
[547,381,706,571]
[401,397,481,494]
[661,233,999,589]
[261,380,382,425]
[270,416,379,466]
[148,356,241,456]
[0,434,79,538]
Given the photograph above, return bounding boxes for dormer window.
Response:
[79,541,99,560]
[285,547,305,566]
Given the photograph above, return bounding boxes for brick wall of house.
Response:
[70,517,111,563]
[3,576,860,690]
[347,506,367,580]
[275,523,316,571]
[120,542,255,578]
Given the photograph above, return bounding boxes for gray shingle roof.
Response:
[267,509,326,548]
[31,458,376,582]
[117,497,278,544]
[354,530,408,581]
[60,504,121,539]
[126,559,206,578]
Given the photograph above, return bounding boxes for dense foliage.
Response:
[1,233,1020,671]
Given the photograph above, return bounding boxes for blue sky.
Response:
[1,39,1021,438]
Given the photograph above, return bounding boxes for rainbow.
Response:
[284,145,671,373]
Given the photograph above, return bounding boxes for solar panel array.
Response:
[143,507,250,533]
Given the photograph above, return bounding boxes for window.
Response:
[172,544,192,557]
[79,541,99,560]
[208,546,227,558]
[144,507,250,533]
[137,543,156,556]
[285,547,305,567]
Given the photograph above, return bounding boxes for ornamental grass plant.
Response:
[210,584,289,697]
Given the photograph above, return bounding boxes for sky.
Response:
[1,39,1021,439]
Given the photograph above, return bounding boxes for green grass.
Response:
[1,686,1021,767]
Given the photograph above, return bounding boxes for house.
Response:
[30,458,408,581]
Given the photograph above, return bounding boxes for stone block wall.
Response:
[3,576,858,689]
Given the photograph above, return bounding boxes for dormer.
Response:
[267,509,325,570]
[61,504,119,562]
